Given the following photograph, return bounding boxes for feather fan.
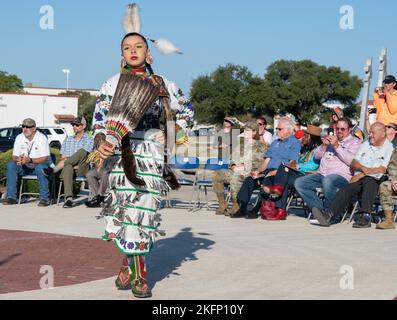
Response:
[88,74,160,186]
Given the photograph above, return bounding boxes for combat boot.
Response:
[216,194,228,215]
[227,199,240,217]
[376,211,396,230]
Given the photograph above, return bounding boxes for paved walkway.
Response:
[1,188,397,300]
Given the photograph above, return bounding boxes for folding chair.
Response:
[57,176,90,205]
[18,154,57,205]
[189,158,228,212]
[164,156,200,208]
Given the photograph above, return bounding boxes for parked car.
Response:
[0,126,67,153]
[190,127,217,137]
[38,127,68,149]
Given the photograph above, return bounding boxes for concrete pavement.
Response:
[1,187,397,300]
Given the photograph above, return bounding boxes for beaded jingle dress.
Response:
[92,65,186,297]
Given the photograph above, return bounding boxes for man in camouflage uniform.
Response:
[213,124,267,216]
[377,148,397,230]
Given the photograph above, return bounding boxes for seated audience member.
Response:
[260,125,322,218]
[212,123,268,217]
[377,148,397,230]
[4,119,51,206]
[256,116,273,147]
[85,133,110,208]
[294,118,361,217]
[232,119,301,219]
[385,123,397,147]
[45,117,94,208]
[312,123,393,228]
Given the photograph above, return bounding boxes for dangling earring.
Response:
[146,50,154,65]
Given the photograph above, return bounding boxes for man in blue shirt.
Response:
[45,117,94,208]
[232,119,301,219]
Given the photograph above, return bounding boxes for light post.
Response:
[62,69,71,91]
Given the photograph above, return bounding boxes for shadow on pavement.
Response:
[0,253,22,267]
[147,227,215,290]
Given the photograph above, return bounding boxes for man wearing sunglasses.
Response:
[295,118,361,222]
[232,119,301,219]
[45,117,94,208]
[3,118,51,206]
[311,122,393,228]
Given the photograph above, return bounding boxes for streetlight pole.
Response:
[62,69,70,91]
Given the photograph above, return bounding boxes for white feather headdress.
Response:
[123,3,183,55]
[123,3,142,34]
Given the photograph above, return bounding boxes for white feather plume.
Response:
[123,3,141,34]
[149,38,183,55]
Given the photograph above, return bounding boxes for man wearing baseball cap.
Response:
[3,118,51,206]
[44,116,94,208]
[373,75,397,125]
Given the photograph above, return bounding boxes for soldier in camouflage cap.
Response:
[212,123,268,216]
[377,148,397,230]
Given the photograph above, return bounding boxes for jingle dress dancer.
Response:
[92,4,185,298]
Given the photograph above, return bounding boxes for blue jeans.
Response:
[294,173,349,211]
[6,161,50,201]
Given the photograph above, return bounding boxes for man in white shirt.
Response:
[4,119,51,206]
[312,122,394,228]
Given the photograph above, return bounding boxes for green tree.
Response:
[0,71,23,92]
[59,90,97,128]
[259,60,362,124]
[190,64,264,124]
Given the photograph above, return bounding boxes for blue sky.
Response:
[1,0,396,96]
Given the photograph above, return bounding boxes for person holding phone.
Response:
[294,118,361,218]
[373,75,397,125]
[312,123,393,228]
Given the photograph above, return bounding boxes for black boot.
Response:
[246,201,261,219]
[230,202,247,218]
[85,195,103,208]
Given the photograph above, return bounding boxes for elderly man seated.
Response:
[44,117,94,208]
[212,122,268,217]
[4,119,51,206]
[312,122,394,228]
[294,118,361,219]
[232,118,301,219]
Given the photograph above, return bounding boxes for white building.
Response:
[0,92,78,135]
[24,85,99,97]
